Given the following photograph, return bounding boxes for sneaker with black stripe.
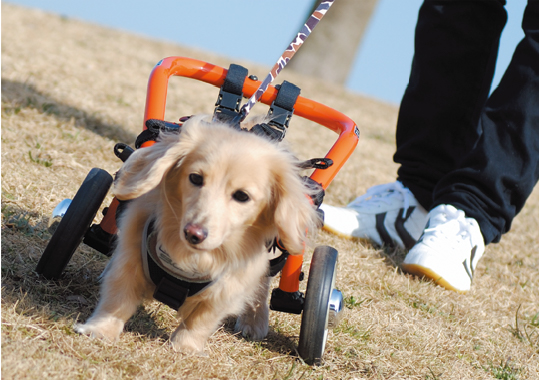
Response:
[319,181,428,249]
[401,204,485,293]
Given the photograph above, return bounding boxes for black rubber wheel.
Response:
[297,245,338,365]
[36,168,113,279]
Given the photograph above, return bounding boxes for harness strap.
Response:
[250,81,301,142]
[135,119,183,149]
[268,241,289,277]
[213,64,248,124]
[271,81,301,119]
[302,177,326,208]
[142,220,213,310]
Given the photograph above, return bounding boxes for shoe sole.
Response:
[401,263,468,294]
[322,225,383,247]
[322,224,356,240]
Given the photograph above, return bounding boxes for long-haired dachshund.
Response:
[76,115,319,354]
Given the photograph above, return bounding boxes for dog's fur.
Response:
[75,115,320,353]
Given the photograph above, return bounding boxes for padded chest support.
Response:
[142,220,213,310]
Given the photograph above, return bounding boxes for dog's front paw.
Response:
[170,327,207,355]
[234,313,269,341]
[74,316,124,341]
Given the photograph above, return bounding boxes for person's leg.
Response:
[395,0,507,210]
[433,1,539,245]
[403,1,539,292]
[321,0,507,248]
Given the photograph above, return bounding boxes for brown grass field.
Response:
[2,3,538,379]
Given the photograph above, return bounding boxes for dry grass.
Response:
[2,3,538,379]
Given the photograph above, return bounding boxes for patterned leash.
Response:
[232,0,336,124]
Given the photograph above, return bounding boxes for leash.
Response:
[231,0,336,124]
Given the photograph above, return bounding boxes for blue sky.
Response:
[5,0,526,104]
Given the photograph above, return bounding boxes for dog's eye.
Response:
[189,173,204,187]
[232,190,250,203]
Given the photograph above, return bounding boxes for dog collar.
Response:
[141,219,213,310]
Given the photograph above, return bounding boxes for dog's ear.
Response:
[271,161,319,255]
[113,132,196,200]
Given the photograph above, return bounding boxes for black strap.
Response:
[152,277,190,310]
[145,221,212,310]
[272,81,301,115]
[298,158,333,170]
[147,251,212,310]
[135,129,157,149]
[213,64,248,124]
[114,143,135,162]
[135,119,183,149]
[302,178,326,227]
[251,81,301,142]
[302,177,325,207]
[250,123,285,141]
[268,239,290,277]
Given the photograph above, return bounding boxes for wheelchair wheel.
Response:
[297,245,338,365]
[36,168,113,279]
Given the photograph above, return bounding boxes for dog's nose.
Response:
[184,223,208,245]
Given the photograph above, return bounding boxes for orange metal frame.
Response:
[100,56,359,294]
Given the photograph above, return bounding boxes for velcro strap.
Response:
[273,81,301,112]
[214,64,248,123]
[135,119,182,149]
[268,81,300,129]
[222,64,247,95]
[252,81,301,142]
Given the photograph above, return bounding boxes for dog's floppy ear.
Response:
[271,160,319,255]
[113,132,196,200]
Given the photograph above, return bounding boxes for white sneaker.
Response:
[401,204,485,293]
[319,181,428,249]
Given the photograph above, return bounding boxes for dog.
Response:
[75,115,320,354]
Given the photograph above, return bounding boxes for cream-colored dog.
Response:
[75,115,319,353]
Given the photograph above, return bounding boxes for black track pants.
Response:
[395,0,539,244]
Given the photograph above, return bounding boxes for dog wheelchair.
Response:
[36,57,359,365]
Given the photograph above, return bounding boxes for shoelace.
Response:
[347,181,413,217]
[424,208,470,243]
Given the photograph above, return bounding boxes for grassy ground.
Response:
[2,3,538,379]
